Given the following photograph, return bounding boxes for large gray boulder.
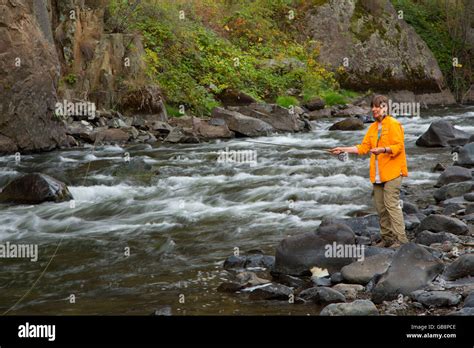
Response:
[371,243,444,303]
[0,173,73,204]
[435,166,472,187]
[329,118,364,131]
[304,1,454,103]
[211,107,274,137]
[416,120,470,147]
[273,224,356,276]
[417,214,469,235]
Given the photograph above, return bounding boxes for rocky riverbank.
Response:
[214,123,474,316]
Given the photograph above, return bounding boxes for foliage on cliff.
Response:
[107,0,354,116]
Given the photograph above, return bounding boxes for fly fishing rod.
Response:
[239,139,348,161]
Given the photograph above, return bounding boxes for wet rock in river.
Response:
[435,166,472,187]
[443,254,474,281]
[320,299,379,316]
[416,120,470,147]
[417,214,469,235]
[0,173,73,204]
[299,286,346,304]
[341,253,393,285]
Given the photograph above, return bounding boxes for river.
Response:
[0,105,473,315]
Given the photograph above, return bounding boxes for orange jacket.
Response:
[355,115,408,183]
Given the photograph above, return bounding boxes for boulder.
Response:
[332,283,365,301]
[273,224,356,276]
[436,166,472,187]
[455,142,474,168]
[0,173,73,204]
[320,214,380,239]
[307,108,332,120]
[215,89,257,106]
[197,122,234,139]
[232,103,306,132]
[329,118,364,131]
[402,201,420,215]
[320,300,378,316]
[244,283,293,301]
[416,120,470,147]
[414,230,461,246]
[211,107,274,136]
[404,214,420,231]
[333,105,370,117]
[410,290,462,307]
[443,254,474,281]
[341,253,393,285]
[94,129,130,143]
[299,287,346,304]
[371,243,444,303]
[464,193,474,202]
[303,98,325,111]
[417,214,469,235]
[163,128,199,143]
[463,292,474,308]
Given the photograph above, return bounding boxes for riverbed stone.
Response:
[332,283,365,301]
[435,166,472,187]
[329,118,364,131]
[371,243,444,303]
[273,223,356,276]
[299,286,346,304]
[434,182,473,202]
[443,254,474,281]
[417,214,469,235]
[320,299,378,316]
[410,290,462,307]
[341,253,393,285]
[414,230,461,246]
[245,283,293,300]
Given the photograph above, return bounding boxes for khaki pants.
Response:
[373,176,408,244]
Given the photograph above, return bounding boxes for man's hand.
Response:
[329,147,345,155]
[370,147,386,155]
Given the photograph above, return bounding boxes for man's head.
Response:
[371,95,388,122]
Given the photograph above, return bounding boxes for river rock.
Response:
[333,105,369,117]
[455,142,474,168]
[442,203,465,216]
[417,214,469,235]
[235,272,271,287]
[410,290,461,307]
[216,89,257,106]
[450,308,474,316]
[404,214,420,230]
[434,182,473,202]
[223,254,275,270]
[341,253,393,285]
[443,254,474,280]
[416,120,470,147]
[231,103,306,132]
[435,166,472,187]
[371,243,444,303]
[320,300,378,316]
[463,292,474,308]
[329,118,364,131]
[364,247,396,258]
[332,284,365,301]
[273,224,356,276]
[402,201,420,215]
[0,173,73,204]
[299,287,346,304]
[303,98,325,111]
[245,283,293,300]
[197,122,234,139]
[414,230,461,246]
[464,193,474,202]
[320,214,380,239]
[271,274,309,289]
[164,127,199,143]
[307,108,332,120]
[94,128,130,143]
[211,107,274,136]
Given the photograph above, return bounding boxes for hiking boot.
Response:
[373,239,392,248]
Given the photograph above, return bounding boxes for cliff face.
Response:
[304,0,456,104]
[0,0,67,154]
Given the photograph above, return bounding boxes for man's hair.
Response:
[371,95,388,108]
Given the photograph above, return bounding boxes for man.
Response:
[329,95,409,248]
